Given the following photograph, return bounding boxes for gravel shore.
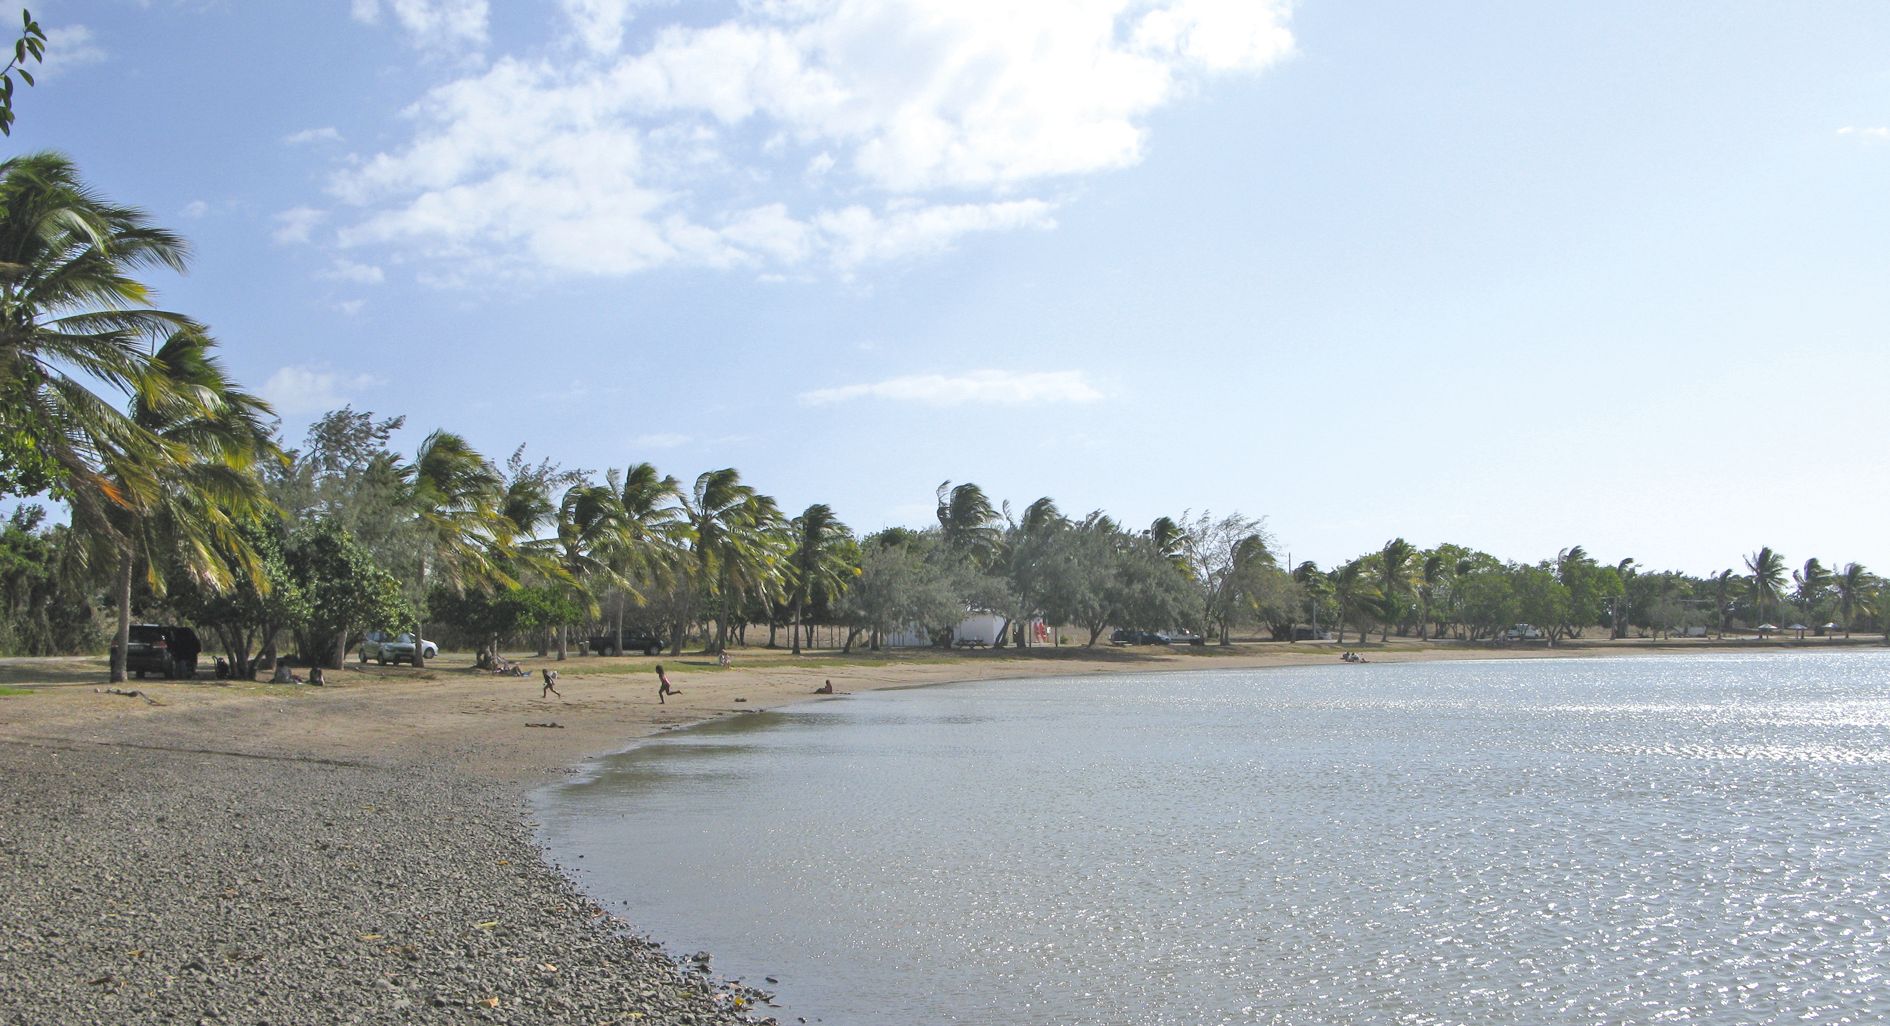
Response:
[0,735,771,1026]
[4,640,1827,1024]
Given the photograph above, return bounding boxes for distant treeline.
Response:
[2,153,1882,673]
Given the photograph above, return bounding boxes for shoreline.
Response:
[2,637,1882,1024]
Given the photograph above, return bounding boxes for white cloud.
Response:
[316,0,1292,283]
[816,199,1055,270]
[321,258,385,284]
[799,369,1105,406]
[336,299,367,316]
[261,364,384,415]
[352,0,488,54]
[284,126,344,145]
[633,432,690,448]
[39,25,105,77]
[1837,126,1890,142]
[272,207,326,244]
[561,0,641,55]
[180,200,209,219]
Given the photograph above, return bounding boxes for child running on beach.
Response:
[656,664,680,703]
[541,668,562,698]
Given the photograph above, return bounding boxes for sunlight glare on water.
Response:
[536,652,1890,1025]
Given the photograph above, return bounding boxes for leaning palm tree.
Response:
[1330,559,1377,645]
[1744,547,1787,629]
[672,468,763,654]
[400,430,511,668]
[935,480,999,563]
[787,503,852,655]
[0,152,198,539]
[1791,558,1832,621]
[1832,563,1875,639]
[98,328,279,680]
[1376,538,1416,641]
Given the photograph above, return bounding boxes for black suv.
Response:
[587,631,666,656]
[125,624,203,679]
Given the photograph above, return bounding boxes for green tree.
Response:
[672,468,784,654]
[935,480,999,564]
[100,328,278,682]
[0,152,196,536]
[787,503,853,655]
[1375,537,1416,641]
[0,10,46,137]
[1744,546,1786,629]
[1177,510,1272,644]
[1832,563,1875,639]
[1329,559,1376,644]
[1791,558,1832,622]
[399,431,512,668]
[284,518,408,668]
[1416,551,1451,641]
[1512,563,1571,645]
[165,511,304,678]
[0,503,99,654]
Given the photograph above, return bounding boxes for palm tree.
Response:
[100,328,278,680]
[0,152,198,544]
[1293,560,1329,639]
[788,503,852,655]
[1833,563,1875,639]
[1744,547,1786,630]
[673,468,781,654]
[1376,537,1415,641]
[1330,559,1376,645]
[1417,552,1450,641]
[1711,568,1736,638]
[401,431,511,668]
[1791,558,1832,622]
[935,480,999,563]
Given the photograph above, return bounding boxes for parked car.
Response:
[1503,623,1545,641]
[359,631,438,665]
[1161,629,1207,647]
[1110,628,1168,645]
[588,631,666,656]
[125,623,202,679]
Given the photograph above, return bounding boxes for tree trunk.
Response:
[412,560,428,669]
[556,625,567,661]
[110,552,132,683]
[615,599,626,657]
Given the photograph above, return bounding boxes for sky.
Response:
[11,0,1890,577]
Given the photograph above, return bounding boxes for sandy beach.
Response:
[0,635,1878,1024]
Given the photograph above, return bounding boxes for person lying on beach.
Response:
[656,664,680,703]
[815,680,834,694]
[540,668,562,699]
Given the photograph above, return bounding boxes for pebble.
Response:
[0,740,773,1026]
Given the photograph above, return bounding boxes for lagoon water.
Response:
[535,653,1890,1025]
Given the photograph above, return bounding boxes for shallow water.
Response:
[535,652,1890,1025]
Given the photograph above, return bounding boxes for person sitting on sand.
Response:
[656,663,679,703]
[815,679,834,694]
[541,668,562,699]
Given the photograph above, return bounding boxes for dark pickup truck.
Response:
[587,632,665,656]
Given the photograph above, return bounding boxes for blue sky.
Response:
[14,1,1890,576]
